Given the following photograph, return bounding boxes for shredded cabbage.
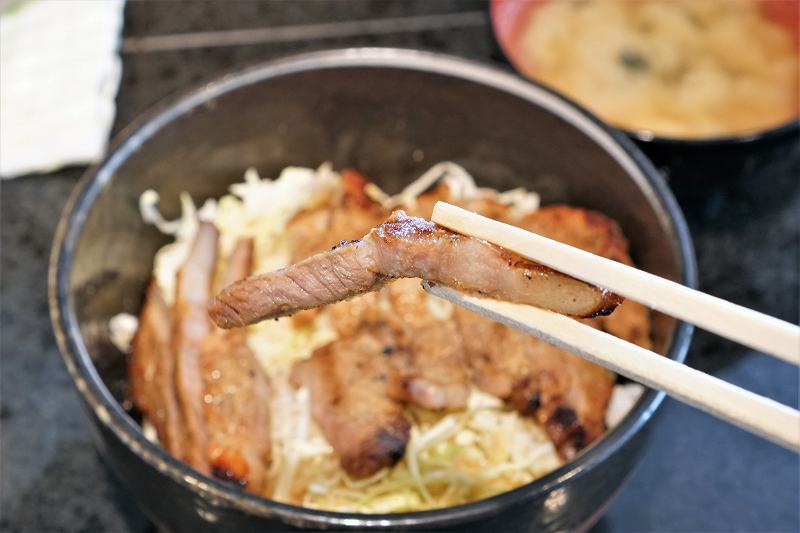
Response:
[298,387,561,512]
[606,383,645,428]
[108,312,137,353]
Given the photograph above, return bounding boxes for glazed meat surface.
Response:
[200,237,273,492]
[209,211,621,328]
[129,279,184,458]
[517,205,632,264]
[457,306,615,458]
[291,324,411,479]
[131,230,273,490]
[518,205,652,350]
[293,279,472,412]
[281,199,647,460]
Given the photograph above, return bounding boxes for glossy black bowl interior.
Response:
[50,49,696,532]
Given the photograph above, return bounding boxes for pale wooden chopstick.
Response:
[422,282,800,452]
[432,202,800,365]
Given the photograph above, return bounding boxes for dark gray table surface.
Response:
[1,2,798,532]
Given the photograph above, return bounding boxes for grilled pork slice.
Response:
[383,279,471,411]
[518,205,632,265]
[200,330,271,492]
[129,279,184,458]
[388,318,470,411]
[173,221,218,472]
[456,307,614,458]
[209,211,621,328]
[298,279,472,412]
[290,324,411,479]
[200,237,272,492]
[458,205,650,457]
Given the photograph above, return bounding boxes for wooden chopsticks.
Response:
[426,202,800,452]
[433,202,800,365]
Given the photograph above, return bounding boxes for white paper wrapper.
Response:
[0,0,125,178]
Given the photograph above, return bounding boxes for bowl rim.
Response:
[488,0,800,146]
[625,117,800,147]
[48,47,697,529]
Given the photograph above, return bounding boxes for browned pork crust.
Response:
[457,205,651,457]
[383,279,471,411]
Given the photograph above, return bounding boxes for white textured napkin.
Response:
[0,0,125,178]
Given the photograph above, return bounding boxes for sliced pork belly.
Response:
[172,221,218,472]
[388,318,470,411]
[456,305,614,459]
[517,204,632,265]
[129,279,184,458]
[295,280,471,412]
[200,329,271,492]
[200,237,272,493]
[458,204,650,457]
[383,279,471,411]
[209,211,621,328]
[290,324,410,479]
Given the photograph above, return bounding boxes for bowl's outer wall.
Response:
[89,406,651,532]
[635,127,800,189]
[64,62,685,532]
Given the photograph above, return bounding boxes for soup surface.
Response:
[516,0,799,138]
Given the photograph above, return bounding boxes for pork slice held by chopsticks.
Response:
[209,210,622,328]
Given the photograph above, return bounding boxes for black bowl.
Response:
[628,121,800,202]
[49,48,696,532]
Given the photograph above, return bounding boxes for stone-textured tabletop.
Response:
[1,2,798,532]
